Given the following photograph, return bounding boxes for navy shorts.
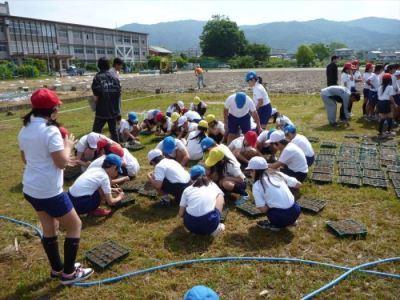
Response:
[281,167,307,182]
[377,100,391,114]
[227,113,251,135]
[368,91,378,106]
[257,103,272,126]
[363,88,370,102]
[68,190,101,215]
[184,208,221,235]
[267,203,301,228]
[208,133,224,144]
[24,192,73,218]
[162,179,191,201]
[306,155,315,167]
[394,94,400,106]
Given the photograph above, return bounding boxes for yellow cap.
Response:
[194,96,201,104]
[171,112,180,123]
[205,148,224,167]
[198,120,208,129]
[205,114,216,123]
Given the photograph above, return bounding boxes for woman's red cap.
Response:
[244,131,258,148]
[31,88,62,109]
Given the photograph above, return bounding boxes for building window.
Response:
[134,51,139,55]
[132,38,139,43]
[142,52,146,56]
[124,36,130,43]
[59,45,69,55]
[117,36,123,43]
[106,48,114,55]
[58,30,68,38]
[0,42,6,51]
[86,33,93,40]
[73,31,82,39]
[142,39,145,44]
[97,48,105,54]
[105,34,113,41]
[86,47,94,54]
[95,33,104,41]
[74,47,84,54]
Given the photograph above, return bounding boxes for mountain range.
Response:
[120,17,400,52]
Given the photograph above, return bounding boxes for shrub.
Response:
[148,56,162,69]
[16,65,39,78]
[0,64,13,79]
[23,58,47,73]
[228,56,255,69]
[85,63,98,71]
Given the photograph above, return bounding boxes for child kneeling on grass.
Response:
[68,154,125,217]
[246,156,301,231]
[179,165,225,237]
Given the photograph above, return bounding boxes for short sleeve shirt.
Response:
[69,167,111,197]
[252,82,270,107]
[224,93,256,118]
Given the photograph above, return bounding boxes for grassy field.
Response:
[0,91,399,299]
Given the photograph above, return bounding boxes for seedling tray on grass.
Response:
[85,240,130,270]
[338,176,362,187]
[344,134,361,139]
[326,219,367,238]
[337,155,358,163]
[319,149,337,156]
[394,188,400,199]
[391,179,400,189]
[124,142,145,151]
[362,177,388,189]
[220,208,229,223]
[362,169,386,179]
[311,172,333,184]
[138,181,159,198]
[360,162,381,170]
[120,180,144,192]
[64,165,81,181]
[236,202,264,217]
[114,193,136,208]
[313,166,333,174]
[338,162,359,169]
[386,165,400,173]
[381,159,396,167]
[297,197,326,213]
[339,168,362,177]
[340,143,360,149]
[320,141,337,148]
[316,155,336,162]
[388,172,400,180]
[307,136,320,143]
[314,160,335,168]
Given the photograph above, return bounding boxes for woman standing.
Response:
[246,71,272,128]
[377,73,397,136]
[18,89,93,284]
[362,63,373,117]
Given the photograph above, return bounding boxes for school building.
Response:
[0,2,149,70]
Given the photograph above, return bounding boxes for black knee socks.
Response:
[378,119,385,134]
[232,183,248,196]
[64,237,80,274]
[387,118,393,132]
[42,236,63,272]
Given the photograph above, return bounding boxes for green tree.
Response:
[200,15,247,59]
[309,43,330,61]
[228,56,255,69]
[147,56,162,69]
[245,43,271,62]
[296,45,315,67]
[328,42,348,52]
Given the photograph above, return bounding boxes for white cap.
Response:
[178,115,187,127]
[271,107,277,115]
[147,149,162,162]
[246,156,268,170]
[177,101,185,109]
[87,132,100,149]
[394,70,400,77]
[266,130,285,143]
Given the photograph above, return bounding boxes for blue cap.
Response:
[245,71,257,82]
[162,136,176,155]
[284,124,296,134]
[235,92,247,109]
[103,154,123,174]
[200,137,216,151]
[183,285,219,300]
[190,165,205,179]
[128,112,138,123]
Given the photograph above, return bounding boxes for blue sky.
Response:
[5,0,400,28]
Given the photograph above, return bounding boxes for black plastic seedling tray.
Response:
[297,197,326,213]
[360,162,381,170]
[314,160,335,168]
[362,177,388,189]
[64,165,81,181]
[388,172,400,180]
[120,180,144,192]
[391,179,400,189]
[326,219,367,238]
[313,166,333,174]
[338,176,362,187]
[338,162,359,169]
[316,155,336,162]
[339,168,362,177]
[340,142,360,149]
[85,240,130,270]
[124,142,145,151]
[386,165,400,173]
[320,141,337,148]
[319,149,337,156]
[311,172,333,184]
[220,208,229,223]
[337,155,358,163]
[307,136,320,143]
[236,202,264,217]
[114,193,136,208]
[344,134,360,139]
[138,181,159,198]
[362,169,386,179]
[381,159,396,167]
[394,188,400,199]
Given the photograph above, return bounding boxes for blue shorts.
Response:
[394,94,400,106]
[363,88,369,102]
[228,113,251,135]
[184,208,221,235]
[162,179,191,201]
[24,192,73,218]
[267,203,301,228]
[368,91,378,106]
[306,155,315,167]
[281,167,307,182]
[257,103,272,126]
[68,190,101,215]
[377,100,391,114]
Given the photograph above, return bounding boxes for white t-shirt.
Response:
[109,67,120,79]
[160,116,172,132]
[378,85,395,101]
[257,130,270,144]
[210,121,225,134]
[367,73,380,92]
[252,82,270,107]
[69,167,111,197]
[363,72,372,89]
[146,109,158,120]
[253,172,299,209]
[278,143,308,173]
[276,115,294,128]
[228,136,252,153]
[341,73,353,89]
[153,158,190,184]
[291,134,314,157]
[180,182,223,217]
[224,93,256,118]
[184,110,201,121]
[186,130,205,160]
[119,119,132,134]
[122,148,140,176]
[18,117,64,199]
[75,133,111,153]
[156,138,186,158]
[88,155,106,169]
[166,104,179,115]
[392,75,399,93]
[188,122,198,132]
[216,144,241,169]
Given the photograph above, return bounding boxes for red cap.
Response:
[344,62,356,70]
[109,144,124,157]
[59,127,69,139]
[244,131,258,148]
[155,112,164,123]
[30,88,62,109]
[366,63,373,69]
[352,60,359,66]
[97,138,110,151]
[382,73,392,81]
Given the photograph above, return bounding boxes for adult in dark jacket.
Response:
[91,57,121,142]
[326,55,339,87]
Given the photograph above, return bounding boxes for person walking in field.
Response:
[195,65,206,89]
[326,55,339,86]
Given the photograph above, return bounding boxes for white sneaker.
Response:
[61,266,94,285]
[211,223,225,237]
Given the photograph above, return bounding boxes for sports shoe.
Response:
[50,262,81,279]
[88,208,112,217]
[159,196,171,207]
[211,223,225,237]
[61,266,94,285]
[235,194,249,206]
[256,220,280,232]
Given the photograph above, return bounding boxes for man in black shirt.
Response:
[91,57,121,142]
[326,55,339,87]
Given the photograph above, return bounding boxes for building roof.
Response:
[149,46,172,54]
[3,14,148,35]
[335,48,353,51]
